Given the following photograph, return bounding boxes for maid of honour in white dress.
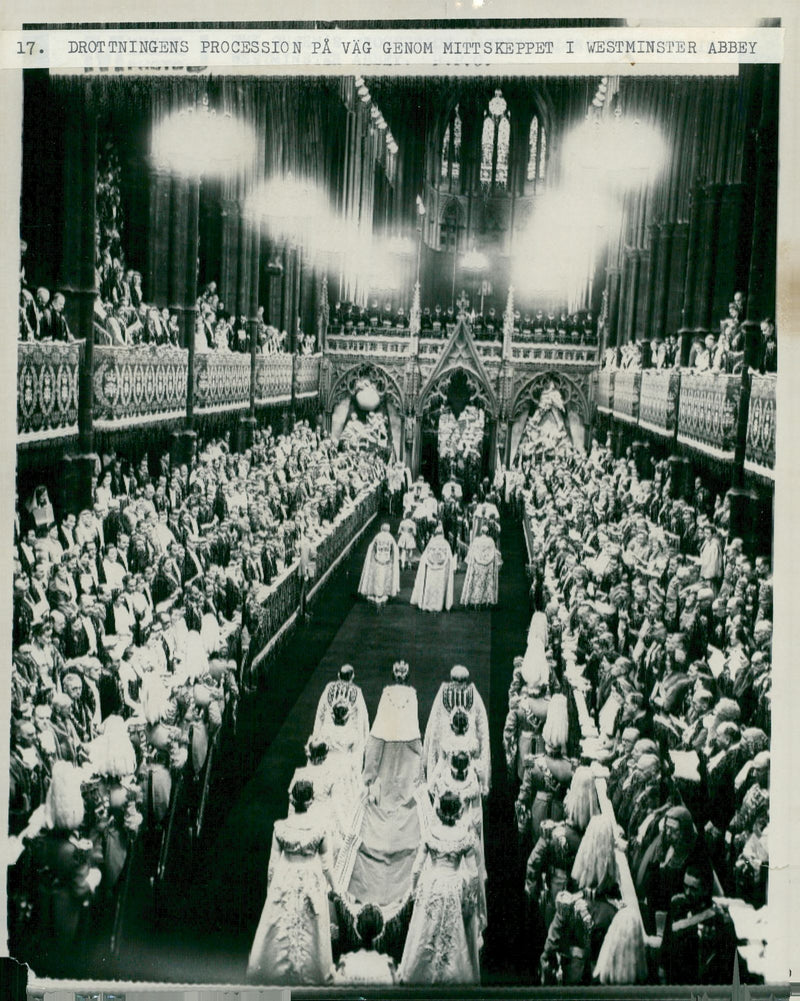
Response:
[398,791,485,985]
[247,781,335,985]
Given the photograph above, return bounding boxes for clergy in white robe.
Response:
[358,524,400,602]
[460,528,502,607]
[410,526,455,613]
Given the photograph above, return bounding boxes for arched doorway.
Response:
[419,367,495,498]
[510,371,590,463]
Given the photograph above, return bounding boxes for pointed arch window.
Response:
[440,200,464,253]
[440,104,462,189]
[527,115,548,185]
[480,90,510,192]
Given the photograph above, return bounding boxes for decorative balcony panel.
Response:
[326,333,597,367]
[745,373,776,479]
[255,353,293,405]
[677,370,742,460]
[611,370,641,423]
[510,343,599,365]
[193,353,251,414]
[639,369,680,437]
[294,353,322,397]
[17,341,80,442]
[595,368,615,412]
[92,345,188,429]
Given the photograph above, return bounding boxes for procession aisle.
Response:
[105,516,519,984]
[182,527,491,979]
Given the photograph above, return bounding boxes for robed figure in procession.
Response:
[460,526,502,608]
[410,525,455,613]
[358,523,400,604]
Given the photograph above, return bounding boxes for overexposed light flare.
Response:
[150,100,257,181]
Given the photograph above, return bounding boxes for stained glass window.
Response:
[440,201,462,252]
[480,90,510,192]
[496,115,510,189]
[480,115,495,187]
[441,105,462,187]
[528,116,539,181]
[538,126,547,181]
[527,115,548,184]
[441,123,451,179]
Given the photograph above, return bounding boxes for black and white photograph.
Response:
[1,9,797,1000]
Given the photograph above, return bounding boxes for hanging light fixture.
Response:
[150,94,257,180]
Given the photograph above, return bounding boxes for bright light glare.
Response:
[561,115,668,190]
[512,186,616,301]
[151,103,257,180]
[244,175,337,257]
[461,249,489,272]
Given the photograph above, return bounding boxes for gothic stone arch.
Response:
[511,370,590,423]
[327,362,405,415]
[417,364,499,426]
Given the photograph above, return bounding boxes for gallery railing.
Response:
[676,370,742,461]
[638,369,680,437]
[92,345,189,428]
[745,373,776,480]
[247,483,383,669]
[611,369,641,424]
[254,353,294,405]
[193,352,252,414]
[17,341,81,442]
[595,368,615,413]
[17,346,326,443]
[326,332,597,366]
[294,353,322,398]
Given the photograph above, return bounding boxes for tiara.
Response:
[392,660,410,679]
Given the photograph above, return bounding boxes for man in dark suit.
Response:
[49,292,73,341]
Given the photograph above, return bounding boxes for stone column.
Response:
[219,196,239,313]
[653,223,675,340]
[60,95,99,514]
[605,266,622,348]
[694,183,722,329]
[238,223,260,452]
[170,178,200,468]
[146,167,172,307]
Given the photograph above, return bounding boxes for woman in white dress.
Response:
[333,904,397,985]
[247,781,336,985]
[337,661,426,907]
[427,749,487,886]
[289,738,346,865]
[398,791,484,985]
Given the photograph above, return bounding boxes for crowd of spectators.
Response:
[329,298,597,346]
[18,246,313,357]
[601,293,777,376]
[8,419,387,972]
[495,437,771,984]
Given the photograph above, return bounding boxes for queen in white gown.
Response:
[410,525,455,613]
[398,791,484,985]
[247,781,335,985]
[336,661,426,907]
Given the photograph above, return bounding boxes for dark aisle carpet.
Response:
[481,510,537,983]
